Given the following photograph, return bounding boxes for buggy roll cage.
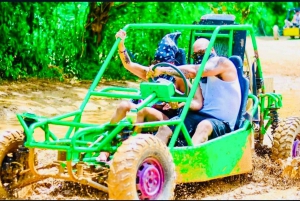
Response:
[17,24,266,154]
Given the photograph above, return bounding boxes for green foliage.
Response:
[0,2,88,80]
[0,2,297,81]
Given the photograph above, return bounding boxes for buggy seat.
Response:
[229,55,250,130]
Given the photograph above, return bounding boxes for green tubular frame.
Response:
[16,23,282,167]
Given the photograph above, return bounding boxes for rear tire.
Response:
[271,117,300,160]
[107,134,176,200]
[0,130,24,198]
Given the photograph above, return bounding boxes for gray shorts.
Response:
[169,111,231,146]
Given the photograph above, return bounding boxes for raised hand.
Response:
[146,65,163,79]
[115,29,126,41]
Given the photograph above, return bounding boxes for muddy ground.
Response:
[1,36,300,200]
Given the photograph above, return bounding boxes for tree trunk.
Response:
[84,2,114,58]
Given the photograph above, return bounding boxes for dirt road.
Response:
[1,36,300,200]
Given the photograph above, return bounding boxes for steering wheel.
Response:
[150,62,189,97]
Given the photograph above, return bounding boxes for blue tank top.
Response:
[199,76,241,131]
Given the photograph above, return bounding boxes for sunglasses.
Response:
[191,49,206,60]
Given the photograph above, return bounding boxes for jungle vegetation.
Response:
[0,2,298,81]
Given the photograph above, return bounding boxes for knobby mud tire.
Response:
[271,117,300,161]
[0,130,24,198]
[107,134,176,200]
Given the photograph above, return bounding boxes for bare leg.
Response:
[192,120,213,145]
[110,100,137,124]
[98,101,136,163]
[155,125,173,144]
[134,107,171,143]
[96,152,110,163]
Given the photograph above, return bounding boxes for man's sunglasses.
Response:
[191,49,206,60]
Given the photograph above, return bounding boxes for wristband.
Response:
[119,49,127,53]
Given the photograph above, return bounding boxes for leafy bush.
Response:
[0,2,298,81]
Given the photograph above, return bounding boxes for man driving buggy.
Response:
[148,38,242,146]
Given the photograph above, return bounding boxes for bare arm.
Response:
[176,80,203,111]
[152,56,233,80]
[201,56,227,77]
[152,64,198,79]
[185,80,203,111]
[116,30,149,81]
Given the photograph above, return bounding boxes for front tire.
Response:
[271,117,300,160]
[107,134,176,200]
[0,130,25,198]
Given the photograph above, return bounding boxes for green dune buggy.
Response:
[1,14,299,200]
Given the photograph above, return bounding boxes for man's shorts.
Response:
[169,111,231,147]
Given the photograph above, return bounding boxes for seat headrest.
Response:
[229,55,243,71]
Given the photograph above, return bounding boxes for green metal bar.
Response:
[91,91,142,99]
[181,123,193,146]
[27,140,90,146]
[72,144,115,153]
[264,118,272,134]
[17,114,32,140]
[168,119,193,148]
[46,130,58,141]
[147,98,160,107]
[50,110,81,120]
[228,29,234,57]
[260,93,282,108]
[44,124,50,142]
[19,119,103,145]
[99,86,140,93]
[78,37,122,114]
[65,115,81,138]
[43,139,72,144]
[242,93,259,129]
[70,124,109,142]
[168,121,184,148]
[25,142,71,151]
[134,93,157,110]
[48,120,101,128]
[91,91,188,103]
[249,93,259,116]
[194,33,230,38]
[69,126,124,159]
[18,110,83,142]
[134,118,181,128]
[190,30,195,64]
[122,24,253,31]
[259,93,282,120]
[28,120,100,144]
[157,97,188,102]
[249,28,265,93]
